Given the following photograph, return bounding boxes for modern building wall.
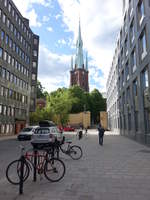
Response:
[107,0,150,145]
[0,0,39,135]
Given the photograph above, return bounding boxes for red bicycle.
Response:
[6,146,66,185]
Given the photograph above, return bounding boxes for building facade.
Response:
[70,21,89,92]
[107,0,150,145]
[0,0,39,135]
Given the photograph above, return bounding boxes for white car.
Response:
[31,126,63,149]
[17,126,38,141]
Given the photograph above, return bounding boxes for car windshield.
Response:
[22,128,33,132]
[34,128,50,134]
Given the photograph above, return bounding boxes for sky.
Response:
[13,0,123,93]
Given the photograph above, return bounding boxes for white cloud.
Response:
[58,39,66,45]
[57,0,123,92]
[42,15,50,22]
[47,26,53,32]
[38,45,71,92]
[13,0,52,27]
[55,14,62,20]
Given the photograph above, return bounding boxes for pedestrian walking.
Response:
[97,123,105,145]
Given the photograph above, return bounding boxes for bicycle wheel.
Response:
[69,145,83,160]
[44,158,65,182]
[6,159,30,185]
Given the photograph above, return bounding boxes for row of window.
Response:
[120,0,146,47]
[0,123,14,134]
[0,31,31,66]
[0,84,28,104]
[0,12,32,54]
[118,26,147,74]
[108,66,149,113]
[0,47,30,78]
[0,0,32,40]
[0,25,31,54]
[0,66,29,90]
[0,103,27,117]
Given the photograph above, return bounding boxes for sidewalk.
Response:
[1,130,150,200]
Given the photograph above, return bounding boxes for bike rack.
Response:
[19,149,37,195]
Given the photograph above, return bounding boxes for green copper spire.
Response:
[71,56,73,70]
[85,52,88,70]
[75,19,84,68]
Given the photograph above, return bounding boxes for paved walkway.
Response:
[1,130,150,200]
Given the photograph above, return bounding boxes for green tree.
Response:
[90,89,106,124]
[37,80,47,99]
[47,88,73,126]
[68,85,87,113]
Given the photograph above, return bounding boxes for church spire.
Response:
[75,19,84,68]
[71,56,73,70]
[85,52,88,71]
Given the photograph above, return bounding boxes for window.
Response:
[11,107,14,116]
[3,106,7,115]
[140,29,147,60]
[11,57,14,67]
[0,48,2,58]
[130,19,134,44]
[8,3,12,12]
[33,50,37,57]
[124,14,127,33]
[142,68,149,89]
[129,0,133,17]
[9,38,12,48]
[12,9,14,17]
[8,55,11,64]
[122,70,124,87]
[33,62,37,68]
[6,71,10,81]
[32,74,36,80]
[3,51,7,61]
[131,49,136,73]
[2,68,6,79]
[138,0,145,25]
[133,79,138,96]
[1,30,5,41]
[5,35,9,45]
[15,13,18,22]
[124,38,128,56]
[34,38,38,45]
[14,28,16,36]
[2,14,6,24]
[0,104,2,114]
[10,23,13,32]
[0,86,4,96]
[6,19,10,28]
[4,0,7,7]
[125,62,129,81]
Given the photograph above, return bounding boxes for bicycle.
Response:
[6,145,66,185]
[55,137,83,160]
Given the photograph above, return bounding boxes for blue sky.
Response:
[13,0,123,93]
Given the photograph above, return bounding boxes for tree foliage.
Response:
[30,83,106,125]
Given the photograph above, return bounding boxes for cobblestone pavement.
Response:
[1,130,150,200]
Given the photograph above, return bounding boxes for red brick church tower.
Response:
[70,20,89,92]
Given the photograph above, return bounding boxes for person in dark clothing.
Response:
[97,123,105,145]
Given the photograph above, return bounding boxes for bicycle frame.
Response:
[59,143,71,155]
[25,151,47,173]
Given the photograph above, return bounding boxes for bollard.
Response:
[33,150,37,182]
[19,155,25,195]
